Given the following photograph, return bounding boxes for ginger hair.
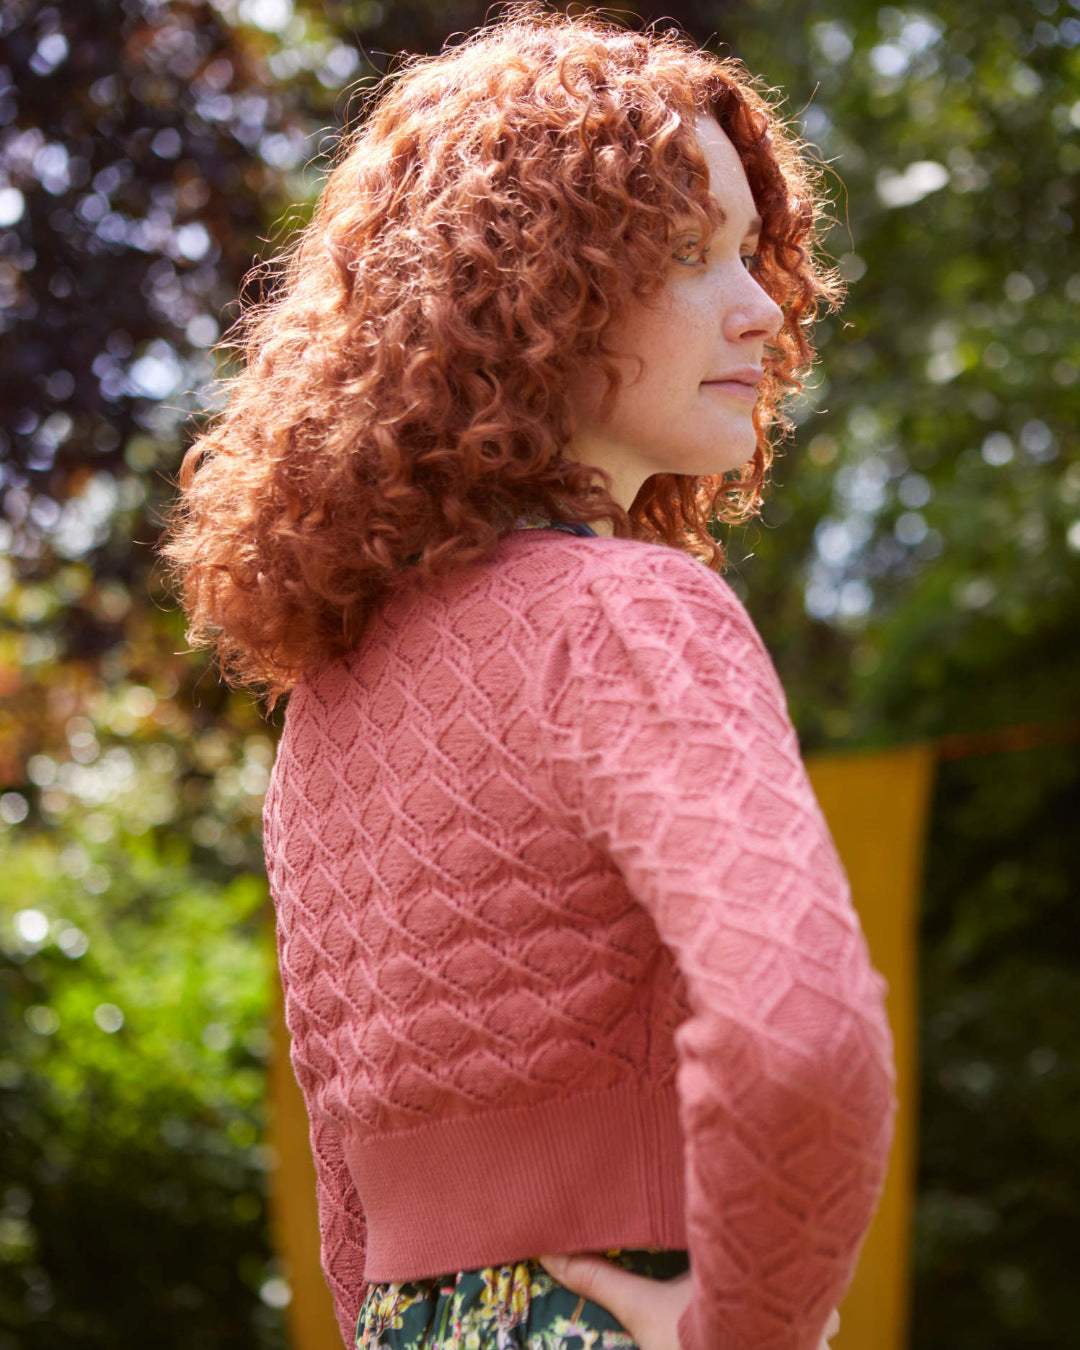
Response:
[158,2,842,710]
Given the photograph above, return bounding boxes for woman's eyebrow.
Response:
[672,210,763,237]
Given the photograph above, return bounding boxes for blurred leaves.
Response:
[0,826,282,1348]
[911,746,1080,1348]
[717,0,1080,751]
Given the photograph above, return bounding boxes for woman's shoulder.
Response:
[516,534,794,758]
[500,528,743,605]
[285,533,760,722]
[500,530,756,640]
[492,533,777,711]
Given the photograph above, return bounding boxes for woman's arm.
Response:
[533,553,897,1350]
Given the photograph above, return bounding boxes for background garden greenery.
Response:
[1,1,1077,1346]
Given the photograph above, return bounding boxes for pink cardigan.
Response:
[262,528,897,1350]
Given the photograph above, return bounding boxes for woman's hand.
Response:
[538,1252,691,1350]
[537,1253,841,1350]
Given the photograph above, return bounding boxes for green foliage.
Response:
[716,0,1080,749]
[913,746,1080,1348]
[0,827,285,1350]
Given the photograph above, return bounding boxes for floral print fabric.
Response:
[356,1248,689,1350]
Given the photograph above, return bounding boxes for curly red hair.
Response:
[158,2,842,709]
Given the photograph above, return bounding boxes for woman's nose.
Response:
[725,273,784,343]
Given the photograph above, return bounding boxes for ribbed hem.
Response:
[346,1083,687,1283]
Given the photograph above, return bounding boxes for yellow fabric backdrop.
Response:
[806,744,935,1350]
[268,742,936,1350]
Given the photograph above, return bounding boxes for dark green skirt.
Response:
[355,1248,690,1349]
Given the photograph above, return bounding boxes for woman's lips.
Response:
[701,379,758,403]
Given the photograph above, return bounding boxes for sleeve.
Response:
[305,1096,368,1348]
[280,953,368,1348]
[266,752,367,1348]
[532,556,898,1350]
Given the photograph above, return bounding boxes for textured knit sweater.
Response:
[262,527,897,1350]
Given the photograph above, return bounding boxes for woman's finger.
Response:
[538,1252,692,1350]
[538,1253,640,1315]
[538,1253,656,1327]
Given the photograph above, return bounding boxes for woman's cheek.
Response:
[671,283,722,343]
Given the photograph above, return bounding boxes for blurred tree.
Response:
[0,0,328,866]
[713,0,1080,752]
[910,744,1080,1347]
[0,827,282,1348]
[1,0,1077,1346]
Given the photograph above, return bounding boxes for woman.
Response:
[160,6,896,1349]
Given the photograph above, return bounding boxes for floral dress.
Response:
[355,1248,690,1350]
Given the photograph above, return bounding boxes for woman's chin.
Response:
[692,427,758,478]
[702,446,757,479]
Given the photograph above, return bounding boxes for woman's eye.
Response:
[672,239,709,266]
[671,241,761,272]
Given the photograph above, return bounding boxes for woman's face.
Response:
[565,114,784,514]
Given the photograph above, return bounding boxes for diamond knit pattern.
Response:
[263,530,897,1350]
